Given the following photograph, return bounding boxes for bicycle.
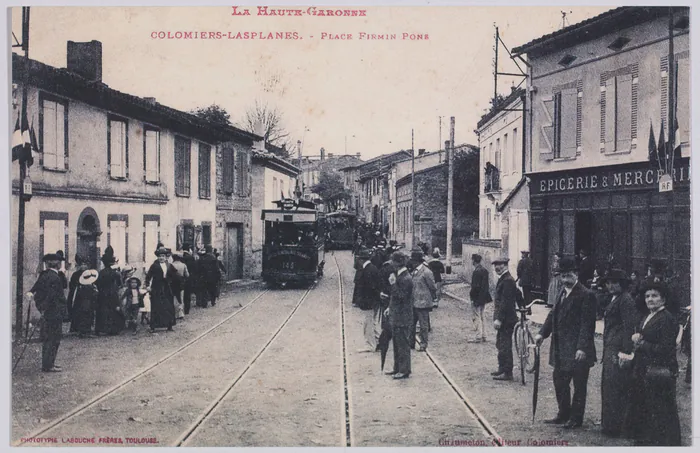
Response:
[513,299,541,385]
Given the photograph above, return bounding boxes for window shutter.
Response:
[174,137,183,194]
[677,58,690,145]
[539,94,555,161]
[176,224,183,251]
[107,118,112,176]
[605,76,617,153]
[56,102,66,170]
[616,74,633,152]
[184,139,191,195]
[560,88,578,158]
[222,142,234,194]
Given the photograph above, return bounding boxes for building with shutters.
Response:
[474,88,528,276]
[512,6,690,303]
[10,42,260,309]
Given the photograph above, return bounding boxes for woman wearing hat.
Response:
[67,254,89,329]
[599,269,638,437]
[70,269,99,337]
[623,282,682,445]
[95,246,125,336]
[145,246,178,332]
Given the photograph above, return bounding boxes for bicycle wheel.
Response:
[514,323,526,385]
[523,325,536,373]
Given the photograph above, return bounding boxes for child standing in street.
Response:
[122,277,145,334]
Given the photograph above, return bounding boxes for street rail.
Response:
[333,254,354,447]
[13,289,270,446]
[423,349,504,446]
[174,284,316,446]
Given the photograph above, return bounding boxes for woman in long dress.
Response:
[95,246,125,336]
[623,282,682,446]
[145,246,177,332]
[70,269,99,337]
[67,255,88,333]
[599,269,639,437]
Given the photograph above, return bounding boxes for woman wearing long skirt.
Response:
[67,255,88,331]
[599,269,639,437]
[70,269,99,337]
[145,246,177,332]
[95,246,125,336]
[623,282,682,446]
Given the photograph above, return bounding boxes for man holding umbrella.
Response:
[535,256,597,429]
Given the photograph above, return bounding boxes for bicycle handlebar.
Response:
[516,299,541,312]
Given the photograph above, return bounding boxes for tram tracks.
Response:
[14,289,271,446]
[333,254,354,447]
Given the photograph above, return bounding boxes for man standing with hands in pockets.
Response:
[535,256,597,429]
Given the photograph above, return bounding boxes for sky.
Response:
[10,5,613,161]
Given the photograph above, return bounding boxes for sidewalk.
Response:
[442,281,604,337]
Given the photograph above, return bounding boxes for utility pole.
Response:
[446,118,455,274]
[411,129,416,248]
[667,7,676,272]
[438,116,442,161]
[15,7,30,341]
[494,26,499,104]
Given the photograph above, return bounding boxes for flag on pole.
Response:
[27,120,39,167]
[11,116,30,162]
[672,116,681,158]
[657,119,667,171]
[648,121,658,164]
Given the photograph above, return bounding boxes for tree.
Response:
[189,104,232,127]
[453,146,480,218]
[241,100,291,159]
[310,170,353,212]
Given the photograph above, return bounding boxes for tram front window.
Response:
[265,222,317,246]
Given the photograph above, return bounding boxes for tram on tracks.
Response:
[325,210,357,250]
[261,198,325,287]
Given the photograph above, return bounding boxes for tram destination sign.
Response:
[530,158,690,195]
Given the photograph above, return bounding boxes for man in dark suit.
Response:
[536,256,597,429]
[196,246,221,308]
[31,253,68,372]
[578,249,595,288]
[516,250,534,308]
[468,254,492,343]
[491,257,518,381]
[384,251,413,379]
[181,244,197,314]
[354,248,382,352]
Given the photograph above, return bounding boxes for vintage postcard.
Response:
[7,3,693,448]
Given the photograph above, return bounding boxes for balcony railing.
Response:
[484,164,501,193]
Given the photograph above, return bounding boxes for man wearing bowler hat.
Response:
[30,253,68,372]
[491,257,517,381]
[535,256,597,429]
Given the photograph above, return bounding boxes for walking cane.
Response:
[25,303,31,341]
[13,320,40,373]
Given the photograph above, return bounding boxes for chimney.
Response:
[320,147,326,161]
[143,97,157,105]
[418,148,426,156]
[356,152,361,158]
[67,40,103,82]
[328,153,334,158]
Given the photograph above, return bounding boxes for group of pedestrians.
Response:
[29,242,226,373]
[352,233,445,380]
[466,250,685,446]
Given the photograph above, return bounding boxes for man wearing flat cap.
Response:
[517,251,534,308]
[491,257,517,381]
[535,256,597,429]
[30,253,67,372]
[468,254,492,343]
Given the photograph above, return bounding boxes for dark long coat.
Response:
[539,282,597,370]
[389,269,414,327]
[32,269,68,322]
[470,264,492,306]
[493,271,517,327]
[354,262,381,311]
[601,291,639,435]
[516,257,534,287]
[67,265,87,325]
[146,262,178,329]
[70,284,98,335]
[96,267,125,335]
[623,309,681,445]
[379,260,395,310]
